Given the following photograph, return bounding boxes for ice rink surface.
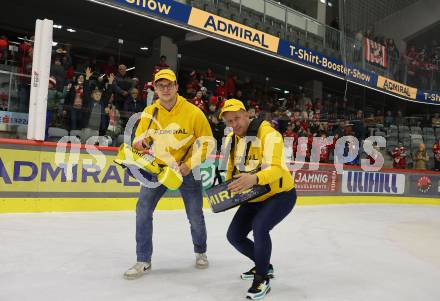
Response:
[1,204,440,301]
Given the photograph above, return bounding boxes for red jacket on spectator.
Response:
[0,36,8,61]
[296,137,310,161]
[65,66,75,81]
[216,83,227,99]
[316,136,331,163]
[283,129,298,159]
[192,96,207,113]
[225,75,236,98]
[392,146,407,169]
[433,141,440,162]
[142,81,154,101]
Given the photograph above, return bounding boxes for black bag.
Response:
[206,118,270,213]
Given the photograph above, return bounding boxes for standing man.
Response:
[112,64,132,110]
[220,99,297,300]
[123,69,213,280]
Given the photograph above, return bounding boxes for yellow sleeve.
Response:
[134,109,154,147]
[225,136,235,181]
[255,129,285,185]
[184,110,214,169]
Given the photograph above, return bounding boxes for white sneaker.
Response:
[195,253,209,269]
[123,262,151,280]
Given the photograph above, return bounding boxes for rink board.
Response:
[2,196,440,213]
[1,139,440,213]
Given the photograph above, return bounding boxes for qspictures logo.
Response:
[416,176,432,193]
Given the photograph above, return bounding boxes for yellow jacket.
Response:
[225,120,295,202]
[135,94,213,169]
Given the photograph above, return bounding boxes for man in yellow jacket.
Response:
[123,69,214,279]
[220,99,296,300]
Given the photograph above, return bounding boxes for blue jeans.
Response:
[227,188,296,275]
[136,172,207,262]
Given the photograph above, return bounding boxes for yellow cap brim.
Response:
[154,75,176,83]
[219,106,244,119]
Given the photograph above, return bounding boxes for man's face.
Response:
[154,79,178,103]
[222,110,250,137]
[118,65,126,76]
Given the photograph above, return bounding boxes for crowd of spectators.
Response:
[359,28,440,90]
[178,66,440,171]
[1,32,440,171]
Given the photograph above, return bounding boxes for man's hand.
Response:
[132,139,148,151]
[85,67,93,80]
[178,163,191,177]
[108,73,115,85]
[228,173,258,193]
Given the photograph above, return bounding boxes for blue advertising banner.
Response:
[341,171,405,194]
[113,0,192,24]
[416,90,440,105]
[277,40,377,87]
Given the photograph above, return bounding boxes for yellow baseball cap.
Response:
[219,98,246,118]
[154,69,177,83]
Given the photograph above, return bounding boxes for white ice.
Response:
[1,204,440,301]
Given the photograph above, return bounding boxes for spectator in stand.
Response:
[208,114,225,153]
[317,132,331,163]
[46,76,67,134]
[142,80,155,106]
[186,70,200,96]
[384,110,394,127]
[392,145,407,169]
[367,142,380,165]
[235,90,243,102]
[225,74,237,99]
[192,90,207,113]
[123,88,146,119]
[432,113,440,128]
[413,143,429,170]
[387,39,399,79]
[248,107,257,120]
[417,49,430,90]
[105,95,122,146]
[433,139,440,171]
[352,110,365,141]
[395,110,405,126]
[283,123,297,161]
[18,38,33,112]
[132,77,140,90]
[333,120,346,140]
[0,35,8,64]
[83,68,113,135]
[216,80,227,99]
[64,73,86,131]
[204,68,216,97]
[112,64,132,110]
[153,55,169,74]
[50,57,66,92]
[241,77,254,102]
[406,45,419,86]
[206,102,217,119]
[101,56,117,76]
